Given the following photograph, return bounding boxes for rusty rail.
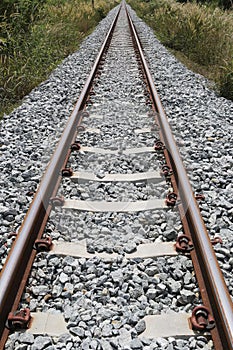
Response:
[126,6,233,350]
[0,5,121,348]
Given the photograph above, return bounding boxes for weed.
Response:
[0,0,117,117]
[219,59,233,99]
[128,0,233,100]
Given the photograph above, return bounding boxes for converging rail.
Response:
[0,2,232,349]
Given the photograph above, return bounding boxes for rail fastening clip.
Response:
[190,305,215,331]
[7,308,31,331]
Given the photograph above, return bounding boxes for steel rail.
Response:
[0,5,121,347]
[126,6,233,350]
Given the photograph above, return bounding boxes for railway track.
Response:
[1,2,232,349]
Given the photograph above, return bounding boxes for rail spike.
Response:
[190,306,215,331]
[34,236,52,252]
[166,192,177,207]
[176,234,194,253]
[154,140,165,152]
[7,308,31,331]
[70,142,81,151]
[61,168,73,177]
[161,164,173,177]
[50,196,65,208]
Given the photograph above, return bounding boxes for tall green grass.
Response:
[128,0,233,100]
[0,0,117,117]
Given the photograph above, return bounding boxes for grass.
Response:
[128,0,233,100]
[0,0,118,117]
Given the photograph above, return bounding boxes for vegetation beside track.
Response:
[0,0,117,117]
[128,0,233,101]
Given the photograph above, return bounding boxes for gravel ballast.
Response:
[1,3,232,350]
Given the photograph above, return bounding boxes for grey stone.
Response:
[184,272,193,285]
[58,333,73,343]
[64,282,74,293]
[69,326,85,337]
[118,329,132,347]
[157,283,166,292]
[31,336,52,350]
[167,279,181,293]
[145,267,158,276]
[111,270,124,283]
[130,338,143,349]
[177,289,195,304]
[163,229,177,240]
[156,337,168,347]
[135,320,146,334]
[59,272,69,284]
[98,339,113,350]
[146,288,157,299]
[89,339,99,349]
[124,243,137,253]
[15,346,28,350]
[127,313,139,325]
[66,343,73,350]
[102,324,113,337]
[31,285,49,296]
[80,311,92,321]
[52,284,63,297]
[129,286,143,299]
[176,339,185,347]
[19,332,34,344]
